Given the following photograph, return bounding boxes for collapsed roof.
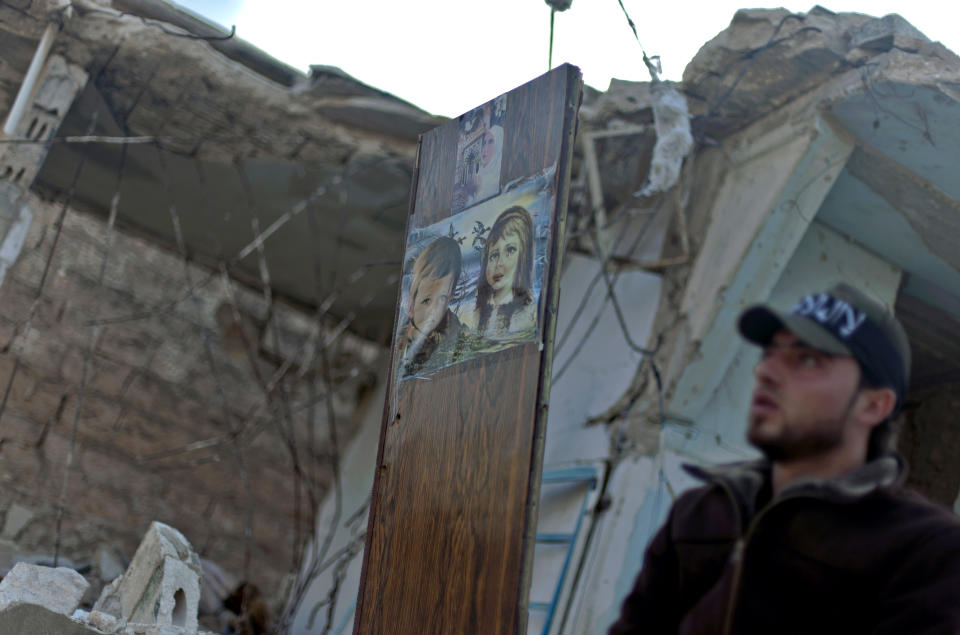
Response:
[1,0,444,342]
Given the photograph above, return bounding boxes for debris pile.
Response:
[0,522,216,634]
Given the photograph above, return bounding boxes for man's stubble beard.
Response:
[749,416,847,462]
[747,388,860,463]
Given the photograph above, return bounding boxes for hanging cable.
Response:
[544,0,573,70]
[615,0,661,82]
[549,8,556,69]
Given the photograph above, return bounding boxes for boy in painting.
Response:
[398,236,465,377]
[462,206,537,339]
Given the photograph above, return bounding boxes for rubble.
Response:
[848,13,929,52]
[0,604,98,634]
[0,522,214,634]
[94,522,202,633]
[0,561,89,615]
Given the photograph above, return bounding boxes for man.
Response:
[609,283,960,635]
[398,236,465,377]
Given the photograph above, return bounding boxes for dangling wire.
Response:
[615,0,661,82]
[549,8,556,69]
[545,0,573,70]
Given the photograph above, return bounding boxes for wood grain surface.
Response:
[356,65,582,635]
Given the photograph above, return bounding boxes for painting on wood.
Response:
[396,166,555,379]
[453,95,507,212]
[357,64,582,635]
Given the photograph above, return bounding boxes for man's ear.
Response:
[856,387,897,428]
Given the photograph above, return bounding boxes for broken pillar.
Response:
[94,521,202,633]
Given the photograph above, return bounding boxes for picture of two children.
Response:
[396,167,554,379]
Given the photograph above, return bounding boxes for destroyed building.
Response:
[2,1,960,634]
[0,0,440,631]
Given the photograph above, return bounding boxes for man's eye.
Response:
[420,298,431,305]
[798,352,821,368]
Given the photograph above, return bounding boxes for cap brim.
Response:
[738,305,851,356]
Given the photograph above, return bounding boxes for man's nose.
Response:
[754,352,781,385]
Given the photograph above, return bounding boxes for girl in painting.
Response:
[462,206,537,339]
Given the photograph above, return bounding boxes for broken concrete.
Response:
[0,561,89,616]
[0,603,98,634]
[85,608,123,632]
[681,7,953,140]
[95,522,202,633]
[848,13,929,52]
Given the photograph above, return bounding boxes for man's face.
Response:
[411,273,454,335]
[748,329,862,461]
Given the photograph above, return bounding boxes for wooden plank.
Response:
[356,65,582,634]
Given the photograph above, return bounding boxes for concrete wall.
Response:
[529,253,662,635]
[0,186,379,598]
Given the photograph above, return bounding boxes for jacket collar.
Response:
[683,454,905,508]
[778,454,905,500]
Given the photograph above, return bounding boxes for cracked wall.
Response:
[0,186,382,606]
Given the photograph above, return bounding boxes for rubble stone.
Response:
[85,608,122,632]
[848,14,929,52]
[95,522,201,633]
[0,603,98,634]
[95,575,123,617]
[0,561,89,616]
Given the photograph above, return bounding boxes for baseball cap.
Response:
[738,283,911,410]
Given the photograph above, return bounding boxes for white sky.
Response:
[177,1,960,118]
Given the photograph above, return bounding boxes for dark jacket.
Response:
[609,457,960,635]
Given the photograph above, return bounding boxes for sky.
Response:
[176,0,960,118]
